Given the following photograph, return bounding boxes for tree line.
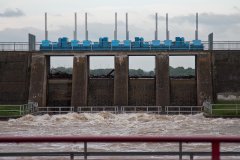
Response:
[50,66,195,77]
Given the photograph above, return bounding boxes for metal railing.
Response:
[121,106,162,114]
[203,102,240,116]
[37,107,74,115]
[37,106,162,114]
[0,136,240,160]
[166,106,203,115]
[0,102,38,117]
[1,41,240,51]
[0,42,41,51]
[77,106,118,114]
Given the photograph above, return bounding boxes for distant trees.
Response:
[50,66,195,77]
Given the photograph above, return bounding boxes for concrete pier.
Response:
[156,54,170,110]
[71,56,89,107]
[197,54,213,105]
[114,55,129,106]
[1,50,239,108]
[28,55,49,107]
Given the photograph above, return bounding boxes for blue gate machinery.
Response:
[40,12,204,51]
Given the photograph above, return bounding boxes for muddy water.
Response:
[0,113,240,159]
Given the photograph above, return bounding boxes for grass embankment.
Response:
[0,105,21,117]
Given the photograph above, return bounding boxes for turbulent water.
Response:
[0,113,240,159]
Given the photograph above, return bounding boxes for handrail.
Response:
[1,41,240,51]
[166,106,203,115]
[121,106,162,114]
[0,136,240,160]
[0,102,38,117]
[77,106,118,114]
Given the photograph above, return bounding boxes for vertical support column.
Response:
[212,142,220,160]
[114,55,128,106]
[85,13,88,40]
[156,54,170,111]
[28,55,48,107]
[45,12,48,40]
[195,12,198,40]
[71,56,89,108]
[166,13,169,40]
[197,53,213,105]
[28,33,36,51]
[74,12,77,40]
[208,33,213,50]
[126,13,129,40]
[155,12,158,40]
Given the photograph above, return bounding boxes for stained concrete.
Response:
[196,54,213,105]
[0,52,31,104]
[128,78,155,106]
[28,55,49,107]
[212,51,240,101]
[88,78,114,106]
[170,79,197,106]
[156,55,170,109]
[1,51,240,107]
[47,79,72,106]
[114,55,128,106]
[71,56,88,107]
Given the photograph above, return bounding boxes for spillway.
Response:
[0,113,240,159]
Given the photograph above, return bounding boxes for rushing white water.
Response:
[0,113,240,159]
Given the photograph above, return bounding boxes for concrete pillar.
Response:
[114,55,128,106]
[208,33,213,50]
[28,55,48,107]
[71,56,89,108]
[156,54,170,111]
[197,53,213,105]
[28,33,36,51]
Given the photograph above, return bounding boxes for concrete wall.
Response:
[88,78,114,106]
[196,54,213,105]
[129,78,155,106]
[212,51,240,101]
[2,51,240,107]
[47,79,72,106]
[28,55,49,107]
[170,79,197,106]
[0,52,31,104]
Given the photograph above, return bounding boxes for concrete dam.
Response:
[0,50,240,111]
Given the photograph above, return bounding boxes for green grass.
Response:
[0,105,21,117]
[211,104,240,116]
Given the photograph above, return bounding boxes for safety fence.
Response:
[0,102,38,118]
[20,106,204,115]
[37,106,162,114]
[0,136,239,160]
[37,107,74,115]
[121,106,162,114]
[166,106,203,115]
[1,41,240,51]
[0,105,206,117]
[77,106,118,113]
[203,101,240,116]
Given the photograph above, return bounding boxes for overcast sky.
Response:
[0,0,239,69]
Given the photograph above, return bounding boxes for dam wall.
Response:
[0,51,239,107]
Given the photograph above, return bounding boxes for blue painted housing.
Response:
[40,36,204,51]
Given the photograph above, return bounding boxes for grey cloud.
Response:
[170,13,240,26]
[233,6,240,12]
[0,8,25,17]
[148,12,240,26]
[148,14,165,21]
